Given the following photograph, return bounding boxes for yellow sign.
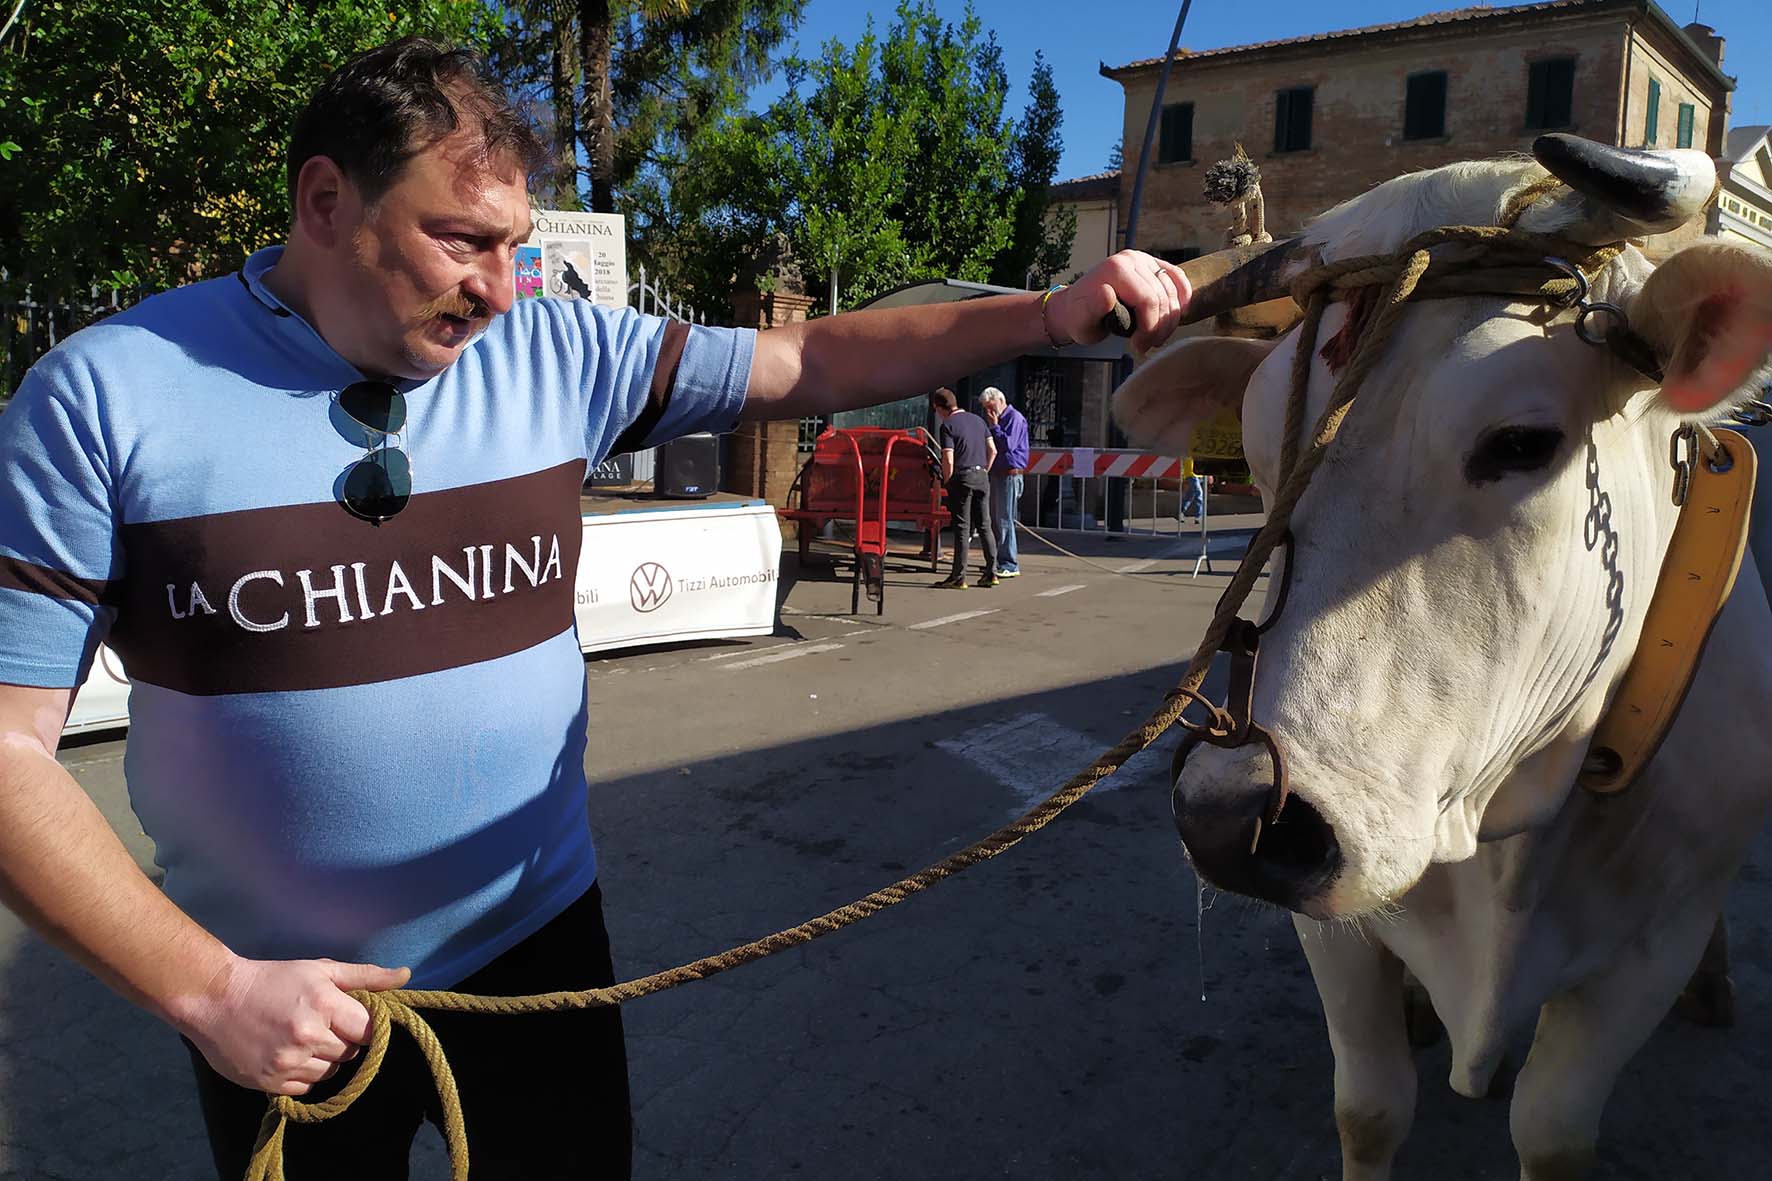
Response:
[1189,407,1245,461]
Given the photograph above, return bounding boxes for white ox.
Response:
[1114,138,1772,1180]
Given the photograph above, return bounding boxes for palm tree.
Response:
[580,0,688,212]
[502,0,793,213]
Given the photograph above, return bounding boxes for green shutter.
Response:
[1159,103,1194,164]
[1645,78,1660,145]
[1526,58,1575,129]
[1677,103,1695,149]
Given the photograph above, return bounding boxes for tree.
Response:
[493,0,805,213]
[990,50,1073,289]
[0,0,491,302]
[663,0,1073,315]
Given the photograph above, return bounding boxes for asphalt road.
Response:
[6,522,1771,1179]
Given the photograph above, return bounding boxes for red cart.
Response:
[780,426,951,614]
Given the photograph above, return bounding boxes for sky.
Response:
[748,0,1772,182]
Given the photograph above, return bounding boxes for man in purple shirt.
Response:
[982,387,1030,577]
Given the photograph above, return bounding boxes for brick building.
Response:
[1095,0,1734,263]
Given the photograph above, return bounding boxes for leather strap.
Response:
[1580,427,1757,793]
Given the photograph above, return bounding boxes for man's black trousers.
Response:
[188,882,632,1180]
[947,468,997,578]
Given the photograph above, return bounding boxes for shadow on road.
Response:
[9,660,1772,1179]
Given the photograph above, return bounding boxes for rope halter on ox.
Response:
[1129,133,1735,853]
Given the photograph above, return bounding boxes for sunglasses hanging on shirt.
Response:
[337,380,413,524]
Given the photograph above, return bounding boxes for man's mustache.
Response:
[417,291,489,322]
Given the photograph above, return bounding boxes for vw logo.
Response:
[629,562,674,612]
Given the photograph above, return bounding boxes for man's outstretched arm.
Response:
[742,251,1190,421]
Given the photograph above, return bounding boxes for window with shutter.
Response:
[1645,78,1660,145]
[1274,87,1313,153]
[1158,103,1194,164]
[1677,103,1695,149]
[1403,71,1448,140]
[1525,58,1575,130]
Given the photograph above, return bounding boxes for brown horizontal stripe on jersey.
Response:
[0,555,112,605]
[108,460,588,695]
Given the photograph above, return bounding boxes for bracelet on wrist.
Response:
[1040,284,1073,349]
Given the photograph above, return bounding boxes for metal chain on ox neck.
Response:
[242,177,1644,1181]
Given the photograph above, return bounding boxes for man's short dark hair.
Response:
[928,388,957,413]
[287,37,548,207]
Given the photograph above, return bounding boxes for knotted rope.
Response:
[245,177,1629,1181]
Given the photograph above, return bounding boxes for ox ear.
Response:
[1112,336,1277,453]
[1630,241,1772,415]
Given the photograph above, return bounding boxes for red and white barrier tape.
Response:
[1025,448,1186,479]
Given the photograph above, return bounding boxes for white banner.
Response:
[65,500,784,737]
[520,210,629,309]
[64,644,133,737]
[574,500,782,653]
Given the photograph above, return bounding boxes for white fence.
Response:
[1022,447,1219,577]
[3,285,135,399]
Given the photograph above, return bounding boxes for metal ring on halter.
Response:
[1705,438,1735,475]
[1575,301,1630,347]
[1542,256,1588,309]
[1732,399,1772,428]
[1172,683,1238,742]
[1168,720,1294,836]
[1256,530,1297,634]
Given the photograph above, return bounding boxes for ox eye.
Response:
[1465,426,1565,484]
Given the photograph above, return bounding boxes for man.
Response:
[980,386,1029,578]
[0,39,1190,1179]
[929,388,998,589]
[1179,454,1207,523]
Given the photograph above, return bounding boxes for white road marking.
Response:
[934,711,1172,811]
[1036,583,1087,598]
[719,642,845,671]
[699,646,782,662]
[1114,541,1193,575]
[835,629,876,638]
[61,752,124,771]
[907,609,999,630]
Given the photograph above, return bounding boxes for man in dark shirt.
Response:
[930,387,998,588]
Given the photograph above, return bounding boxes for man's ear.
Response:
[290,155,353,250]
[1111,335,1277,454]
[1630,240,1772,415]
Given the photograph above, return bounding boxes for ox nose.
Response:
[1172,745,1341,910]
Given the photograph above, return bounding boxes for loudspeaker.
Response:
[655,432,721,499]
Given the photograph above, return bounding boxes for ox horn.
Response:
[1531,133,1716,235]
[1177,237,1315,325]
[1103,237,1314,337]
